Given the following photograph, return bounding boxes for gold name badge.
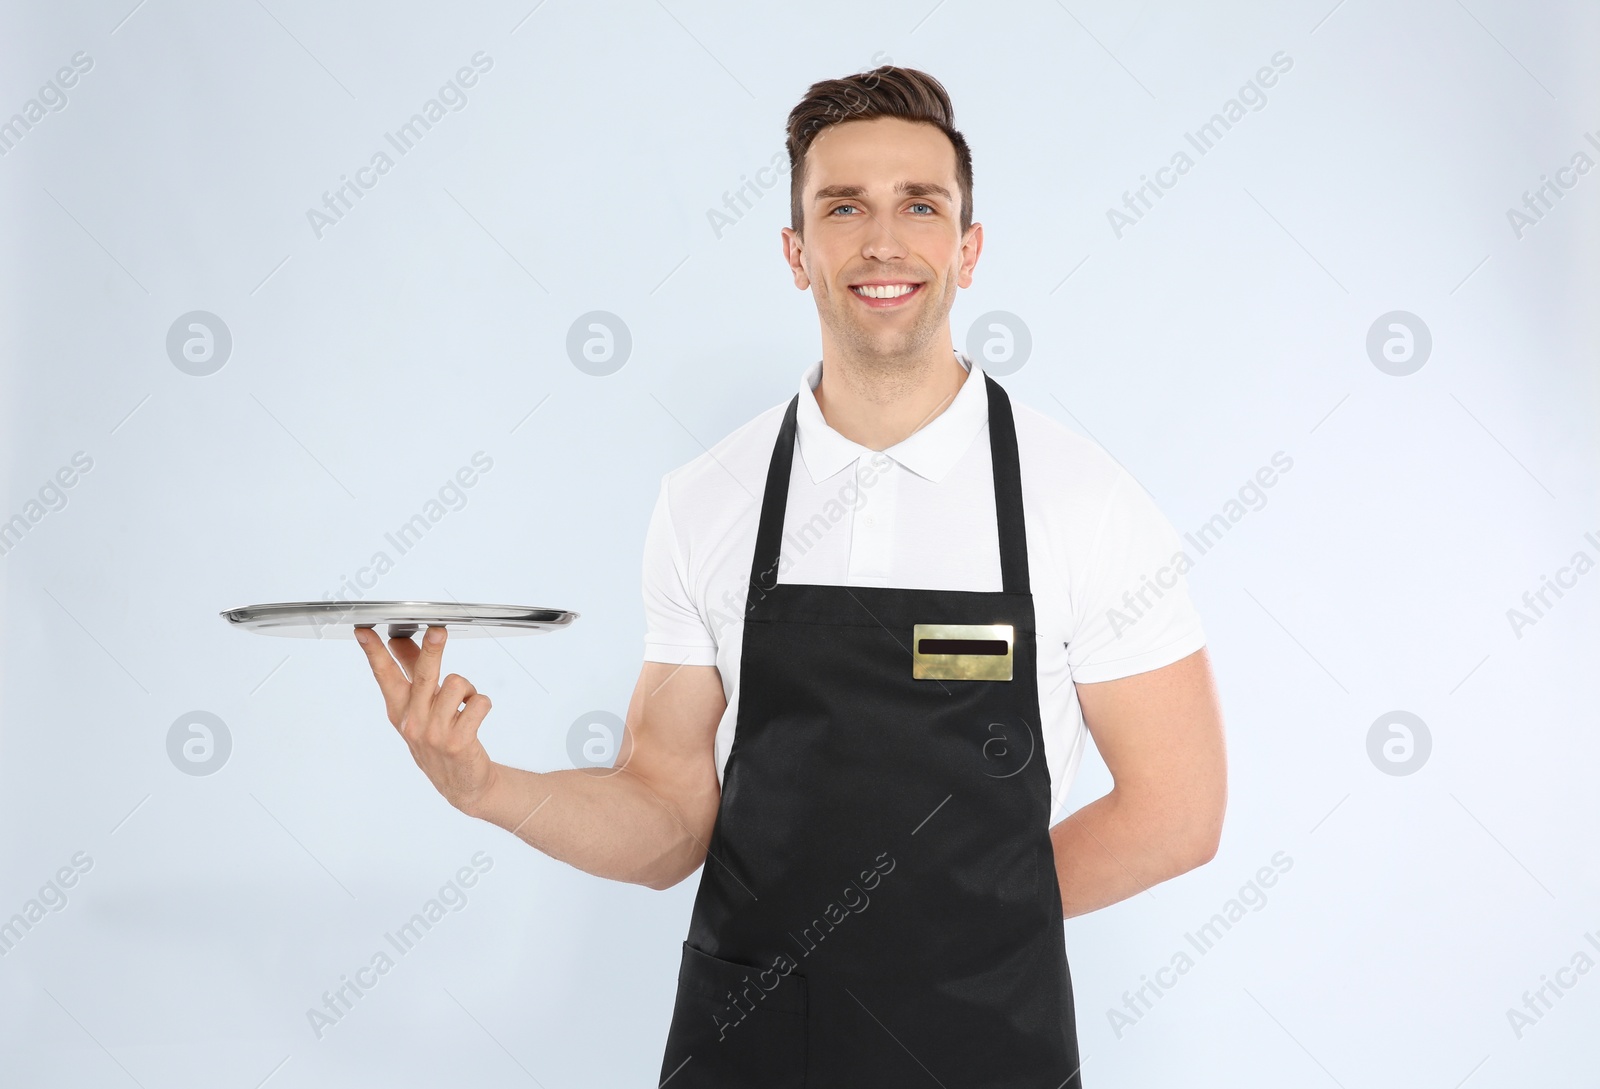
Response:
[911,623,1014,681]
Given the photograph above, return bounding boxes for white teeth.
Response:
[852,283,917,299]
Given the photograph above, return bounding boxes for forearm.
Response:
[1049,790,1211,918]
[467,761,709,890]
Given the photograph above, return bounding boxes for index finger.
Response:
[355,627,414,722]
[405,624,449,719]
[355,627,407,691]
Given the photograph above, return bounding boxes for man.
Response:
[358,66,1225,1087]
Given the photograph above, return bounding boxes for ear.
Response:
[781,226,811,289]
[956,221,983,289]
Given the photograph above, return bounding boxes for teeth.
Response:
[852,283,916,299]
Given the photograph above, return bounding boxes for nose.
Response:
[860,211,908,262]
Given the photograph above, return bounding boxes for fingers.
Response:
[355,628,411,726]
[455,692,493,737]
[365,625,490,744]
[438,671,480,729]
[416,673,489,745]
[388,634,420,679]
[437,672,478,721]
[404,625,448,729]
[437,672,479,728]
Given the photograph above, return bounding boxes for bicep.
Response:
[1075,647,1227,860]
[617,660,727,850]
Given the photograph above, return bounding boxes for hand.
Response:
[357,624,498,816]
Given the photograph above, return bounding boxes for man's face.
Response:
[782,116,981,364]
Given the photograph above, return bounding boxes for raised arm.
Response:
[358,626,726,890]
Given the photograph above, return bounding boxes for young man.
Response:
[358,66,1225,1087]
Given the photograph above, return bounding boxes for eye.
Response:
[908,202,935,214]
[829,204,860,216]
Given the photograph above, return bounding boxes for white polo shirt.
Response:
[642,351,1207,823]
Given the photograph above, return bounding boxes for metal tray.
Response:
[220,600,578,639]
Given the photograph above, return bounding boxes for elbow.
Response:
[1170,772,1227,875]
[1170,809,1224,875]
[1181,830,1220,872]
[643,864,706,892]
[1158,837,1215,882]
[638,842,710,892]
[642,867,695,892]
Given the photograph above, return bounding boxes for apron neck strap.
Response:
[748,371,1030,596]
[985,372,1031,595]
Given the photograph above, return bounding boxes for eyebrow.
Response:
[812,181,953,205]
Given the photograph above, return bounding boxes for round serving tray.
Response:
[220,600,577,639]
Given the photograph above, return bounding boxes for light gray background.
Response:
[3,1,1597,1086]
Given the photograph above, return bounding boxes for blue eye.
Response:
[829,201,936,217]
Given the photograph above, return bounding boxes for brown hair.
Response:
[785,66,973,237]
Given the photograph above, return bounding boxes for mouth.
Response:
[849,281,924,309]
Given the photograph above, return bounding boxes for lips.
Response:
[849,282,924,308]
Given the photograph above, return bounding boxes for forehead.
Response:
[804,116,957,190]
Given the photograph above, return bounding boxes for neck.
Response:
[812,338,969,451]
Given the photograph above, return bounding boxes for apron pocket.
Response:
[660,941,807,1087]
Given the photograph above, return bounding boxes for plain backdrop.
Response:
[1,1,1596,1086]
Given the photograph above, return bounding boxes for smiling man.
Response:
[359,65,1225,1088]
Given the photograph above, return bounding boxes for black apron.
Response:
[658,373,1082,1088]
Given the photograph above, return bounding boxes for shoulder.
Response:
[657,395,791,528]
[1008,395,1132,512]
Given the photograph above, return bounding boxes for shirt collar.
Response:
[794,350,989,484]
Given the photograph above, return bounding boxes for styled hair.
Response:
[785,65,973,236]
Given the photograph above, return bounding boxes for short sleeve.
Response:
[642,474,718,666]
[1066,469,1206,683]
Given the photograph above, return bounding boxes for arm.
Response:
[358,626,725,891]
[1049,647,1226,918]
[475,658,725,890]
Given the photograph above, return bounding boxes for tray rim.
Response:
[219,599,579,632]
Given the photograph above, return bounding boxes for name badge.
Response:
[911,623,1014,681]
